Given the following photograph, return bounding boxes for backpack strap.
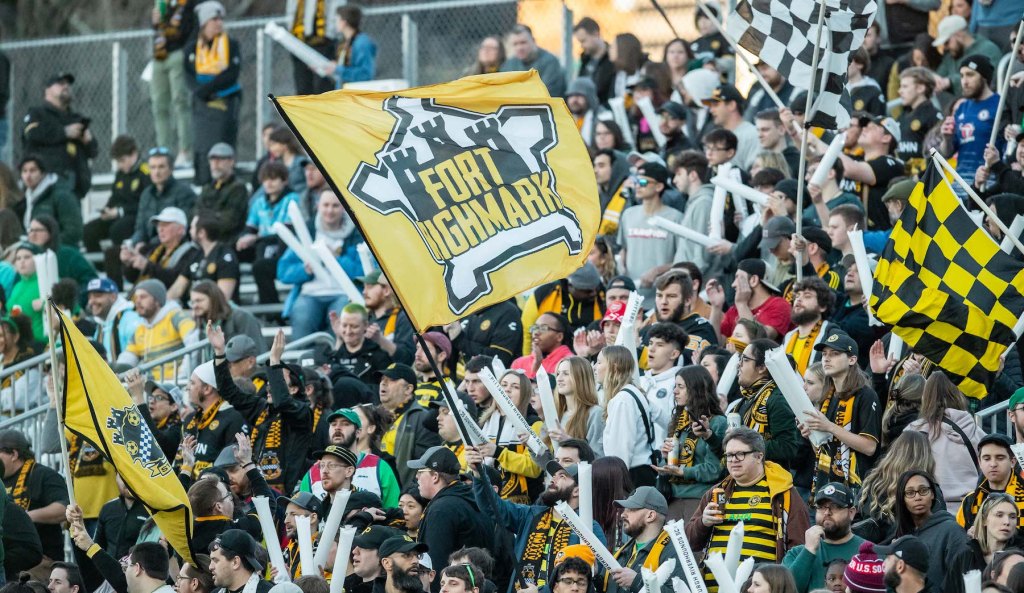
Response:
[940,416,981,473]
[622,385,654,446]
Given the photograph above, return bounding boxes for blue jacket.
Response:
[472,468,606,593]
[335,33,377,86]
[246,191,299,236]
[276,219,365,318]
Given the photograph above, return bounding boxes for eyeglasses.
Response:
[815,503,848,514]
[319,462,347,472]
[27,227,47,234]
[176,574,196,583]
[635,178,650,187]
[740,354,759,365]
[530,324,560,334]
[148,395,173,404]
[148,146,171,157]
[557,577,588,588]
[705,145,730,153]
[903,486,933,499]
[724,450,756,462]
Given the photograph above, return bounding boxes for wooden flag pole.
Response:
[793,0,829,282]
[45,302,76,507]
[694,2,787,112]
[930,149,1024,258]
[989,17,1024,148]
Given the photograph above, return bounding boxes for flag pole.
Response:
[694,2,787,113]
[45,302,76,507]
[930,148,1024,258]
[793,0,829,282]
[988,17,1024,148]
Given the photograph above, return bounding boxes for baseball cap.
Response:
[840,253,878,275]
[46,73,75,87]
[813,331,859,357]
[844,541,886,593]
[814,482,856,508]
[545,461,580,483]
[377,362,417,386]
[421,332,452,360]
[960,54,995,83]
[357,270,384,285]
[774,179,799,202]
[149,207,188,227]
[568,263,602,291]
[882,179,916,205]
[870,116,901,144]
[658,101,687,120]
[607,275,636,292]
[207,142,235,159]
[279,491,323,516]
[145,380,183,406]
[407,445,462,474]
[212,446,239,469]
[326,408,362,428]
[737,258,781,294]
[933,15,968,47]
[314,445,358,467]
[353,526,403,550]
[978,432,1014,457]
[1009,387,1024,411]
[213,529,263,572]
[86,278,118,294]
[801,226,832,253]
[614,486,669,516]
[346,490,384,515]
[0,430,32,456]
[702,84,745,110]
[600,300,628,328]
[636,162,670,185]
[873,535,929,574]
[762,216,796,250]
[225,335,259,362]
[379,535,428,558]
[192,361,217,388]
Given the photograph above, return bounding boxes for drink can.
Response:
[727,413,741,430]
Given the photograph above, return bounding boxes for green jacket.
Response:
[27,178,82,246]
[935,36,1004,96]
[670,414,727,499]
[736,383,803,467]
[8,274,44,343]
[56,245,98,295]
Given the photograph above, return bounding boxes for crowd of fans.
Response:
[0,2,1022,593]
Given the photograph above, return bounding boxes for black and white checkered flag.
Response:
[727,0,878,130]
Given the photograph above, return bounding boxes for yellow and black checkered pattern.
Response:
[870,162,1024,399]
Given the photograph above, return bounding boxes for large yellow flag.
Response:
[55,304,194,563]
[273,71,601,331]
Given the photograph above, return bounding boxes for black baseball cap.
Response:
[802,226,832,253]
[873,535,929,574]
[636,162,669,185]
[314,445,358,467]
[46,73,75,87]
[737,259,781,295]
[279,491,323,516]
[379,535,429,558]
[814,483,855,508]
[407,445,462,474]
[212,529,262,572]
[978,433,1014,457]
[813,331,859,357]
[353,525,403,550]
[658,101,687,120]
[377,363,416,386]
[607,275,636,292]
[702,84,745,110]
[346,490,384,515]
[545,461,580,483]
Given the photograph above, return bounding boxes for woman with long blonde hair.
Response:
[855,430,935,542]
[474,363,543,503]
[598,345,656,487]
[551,356,604,456]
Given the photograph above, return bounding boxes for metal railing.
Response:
[256,331,335,365]
[977,399,1011,437]
[138,338,212,387]
[0,350,52,418]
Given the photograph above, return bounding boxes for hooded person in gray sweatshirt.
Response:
[565,77,609,148]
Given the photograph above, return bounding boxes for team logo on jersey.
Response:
[910,119,921,132]
[480,319,491,331]
[979,109,990,121]
[348,97,584,315]
[107,405,172,478]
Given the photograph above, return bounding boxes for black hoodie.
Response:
[419,482,495,592]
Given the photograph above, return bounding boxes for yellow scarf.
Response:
[195,33,230,76]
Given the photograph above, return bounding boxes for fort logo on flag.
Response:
[273,71,600,331]
[107,405,173,478]
[347,96,584,315]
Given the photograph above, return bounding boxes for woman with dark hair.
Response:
[855,431,935,542]
[591,455,633,550]
[907,372,984,512]
[26,215,98,297]
[663,38,695,101]
[468,36,505,76]
[891,469,969,587]
[946,493,1023,593]
[586,235,617,285]
[399,484,429,538]
[266,127,307,196]
[656,365,726,520]
[697,346,736,407]
[610,33,648,98]
[594,120,630,152]
[189,280,265,348]
[744,564,797,593]
[329,5,377,88]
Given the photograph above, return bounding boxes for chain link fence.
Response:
[0,0,520,168]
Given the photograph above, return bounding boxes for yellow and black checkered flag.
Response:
[870,162,1024,399]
